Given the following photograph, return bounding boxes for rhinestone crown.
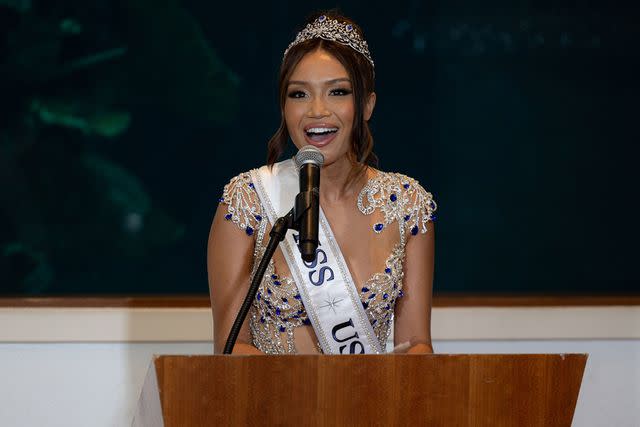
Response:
[283,15,374,68]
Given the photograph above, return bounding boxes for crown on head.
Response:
[283,15,374,68]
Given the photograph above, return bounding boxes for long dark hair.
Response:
[267,12,378,182]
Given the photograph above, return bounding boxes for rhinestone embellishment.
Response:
[357,172,437,238]
[283,15,375,67]
[220,169,436,354]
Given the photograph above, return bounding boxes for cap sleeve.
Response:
[400,176,437,237]
[219,172,265,236]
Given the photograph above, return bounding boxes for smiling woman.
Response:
[284,54,373,168]
[207,11,437,355]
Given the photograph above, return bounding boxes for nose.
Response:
[307,96,330,118]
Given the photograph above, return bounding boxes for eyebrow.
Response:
[287,78,352,86]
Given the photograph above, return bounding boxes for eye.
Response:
[287,90,306,99]
[330,88,353,96]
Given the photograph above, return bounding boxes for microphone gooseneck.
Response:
[294,146,324,262]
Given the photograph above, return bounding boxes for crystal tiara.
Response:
[283,15,375,68]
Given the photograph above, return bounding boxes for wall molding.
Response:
[1,305,638,342]
[1,294,639,307]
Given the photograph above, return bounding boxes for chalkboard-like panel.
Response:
[0,1,638,295]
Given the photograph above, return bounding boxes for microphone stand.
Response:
[223,206,305,354]
[223,173,318,354]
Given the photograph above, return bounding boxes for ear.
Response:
[364,92,376,121]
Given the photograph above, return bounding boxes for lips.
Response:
[303,124,339,147]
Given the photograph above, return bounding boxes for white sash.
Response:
[250,159,382,354]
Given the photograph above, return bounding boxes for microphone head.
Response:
[294,145,324,169]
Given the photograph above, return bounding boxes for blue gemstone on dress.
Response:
[390,194,397,202]
[374,223,384,232]
[275,307,281,316]
[411,225,419,235]
[361,286,369,293]
[293,314,299,319]
[260,316,265,323]
[385,267,392,274]
[346,24,353,31]
[403,183,410,189]
[246,226,254,236]
[255,214,262,222]
[282,297,288,303]
[224,213,232,220]
[256,292,261,301]
[318,15,326,22]
[383,293,389,299]
[430,200,436,209]
[385,304,391,310]
[271,274,278,279]
[404,215,411,221]
[279,325,286,332]
[297,309,304,314]
[368,293,376,299]
[294,294,301,300]
[362,301,369,309]
[273,280,281,286]
[303,318,311,325]
[431,214,437,222]
[393,283,397,289]
[267,289,272,295]
[249,182,254,188]
[372,319,377,325]
[398,290,404,298]
[218,197,224,203]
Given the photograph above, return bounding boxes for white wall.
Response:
[0,342,211,427]
[0,306,638,427]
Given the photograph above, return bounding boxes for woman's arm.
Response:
[393,223,435,354]
[207,204,263,354]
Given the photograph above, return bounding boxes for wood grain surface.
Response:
[147,354,587,427]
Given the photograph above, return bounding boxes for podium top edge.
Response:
[151,353,588,359]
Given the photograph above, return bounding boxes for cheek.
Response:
[284,99,305,117]
[283,104,304,147]
[338,110,355,136]
[283,104,293,127]
[337,101,355,127]
[284,104,302,130]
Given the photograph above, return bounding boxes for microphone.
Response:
[294,146,324,262]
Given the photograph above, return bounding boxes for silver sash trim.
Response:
[250,159,382,354]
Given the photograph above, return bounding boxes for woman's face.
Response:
[284,49,357,167]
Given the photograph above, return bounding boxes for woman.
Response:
[208,12,436,355]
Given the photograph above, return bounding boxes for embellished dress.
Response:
[220,169,437,354]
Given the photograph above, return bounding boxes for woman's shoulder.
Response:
[359,169,437,236]
[366,170,430,191]
[218,170,264,237]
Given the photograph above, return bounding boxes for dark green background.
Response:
[1,1,638,295]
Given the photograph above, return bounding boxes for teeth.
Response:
[306,127,338,135]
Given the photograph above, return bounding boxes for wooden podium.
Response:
[133,354,587,427]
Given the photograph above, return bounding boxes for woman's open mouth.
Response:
[304,126,338,147]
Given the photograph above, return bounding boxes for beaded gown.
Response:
[220,168,436,354]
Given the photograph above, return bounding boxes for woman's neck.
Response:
[319,156,368,203]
